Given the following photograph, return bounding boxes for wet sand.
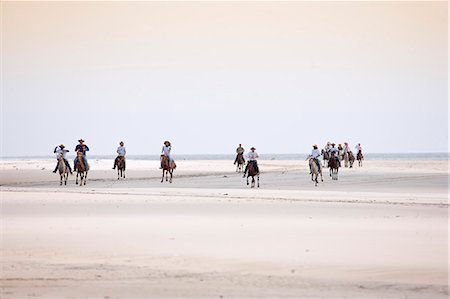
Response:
[0,159,448,298]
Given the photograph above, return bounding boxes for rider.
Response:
[160,140,172,169]
[310,144,321,173]
[52,144,73,174]
[112,141,126,169]
[338,144,344,160]
[355,143,363,159]
[243,147,259,177]
[234,144,245,165]
[329,143,340,166]
[74,139,90,171]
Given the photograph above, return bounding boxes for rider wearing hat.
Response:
[243,147,259,177]
[310,144,321,173]
[234,143,245,165]
[53,144,73,174]
[74,139,90,171]
[112,141,126,170]
[160,140,173,169]
[329,143,340,166]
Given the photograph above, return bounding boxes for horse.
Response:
[309,156,323,187]
[357,151,364,167]
[57,155,69,186]
[328,152,339,180]
[344,152,349,168]
[235,153,245,173]
[246,161,260,188]
[161,155,176,183]
[117,156,126,180]
[348,151,355,168]
[322,150,329,168]
[75,152,88,186]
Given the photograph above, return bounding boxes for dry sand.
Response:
[0,159,448,298]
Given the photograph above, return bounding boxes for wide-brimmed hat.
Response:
[331,143,335,146]
[327,141,331,145]
[59,144,65,148]
[78,139,85,142]
[250,147,256,150]
[312,144,317,147]
[120,141,124,145]
[164,140,171,146]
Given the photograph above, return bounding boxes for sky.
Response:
[1,1,448,156]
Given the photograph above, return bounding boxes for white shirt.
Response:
[247,151,259,161]
[311,149,321,160]
[355,144,362,151]
[330,147,338,155]
[117,146,126,156]
[162,145,171,156]
[55,148,68,159]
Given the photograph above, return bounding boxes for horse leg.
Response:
[166,170,168,181]
[247,175,249,186]
[76,172,79,184]
[60,174,63,186]
[169,169,173,183]
[251,177,255,188]
[118,168,120,180]
[84,172,87,185]
[161,170,164,183]
[257,175,260,188]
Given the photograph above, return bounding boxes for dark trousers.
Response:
[54,159,72,172]
[244,161,259,174]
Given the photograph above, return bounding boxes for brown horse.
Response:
[57,155,69,186]
[309,157,323,187]
[117,156,126,180]
[235,153,245,173]
[357,151,364,167]
[161,155,176,183]
[75,152,88,186]
[348,151,355,168]
[328,152,339,180]
[322,150,329,168]
[246,161,260,188]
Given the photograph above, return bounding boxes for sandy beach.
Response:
[0,158,448,298]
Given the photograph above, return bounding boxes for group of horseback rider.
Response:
[310,142,363,173]
[53,139,90,174]
[53,139,175,174]
[233,144,260,177]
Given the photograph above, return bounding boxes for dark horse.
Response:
[161,155,176,183]
[357,150,364,167]
[117,156,126,180]
[75,152,88,186]
[328,152,339,180]
[235,153,245,173]
[348,151,355,168]
[246,161,260,188]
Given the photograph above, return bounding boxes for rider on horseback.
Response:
[310,144,321,173]
[233,144,245,165]
[160,141,173,169]
[355,143,363,155]
[329,143,340,167]
[112,141,126,169]
[52,144,73,174]
[243,147,259,178]
[74,139,90,171]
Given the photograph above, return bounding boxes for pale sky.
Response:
[1,1,448,156]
